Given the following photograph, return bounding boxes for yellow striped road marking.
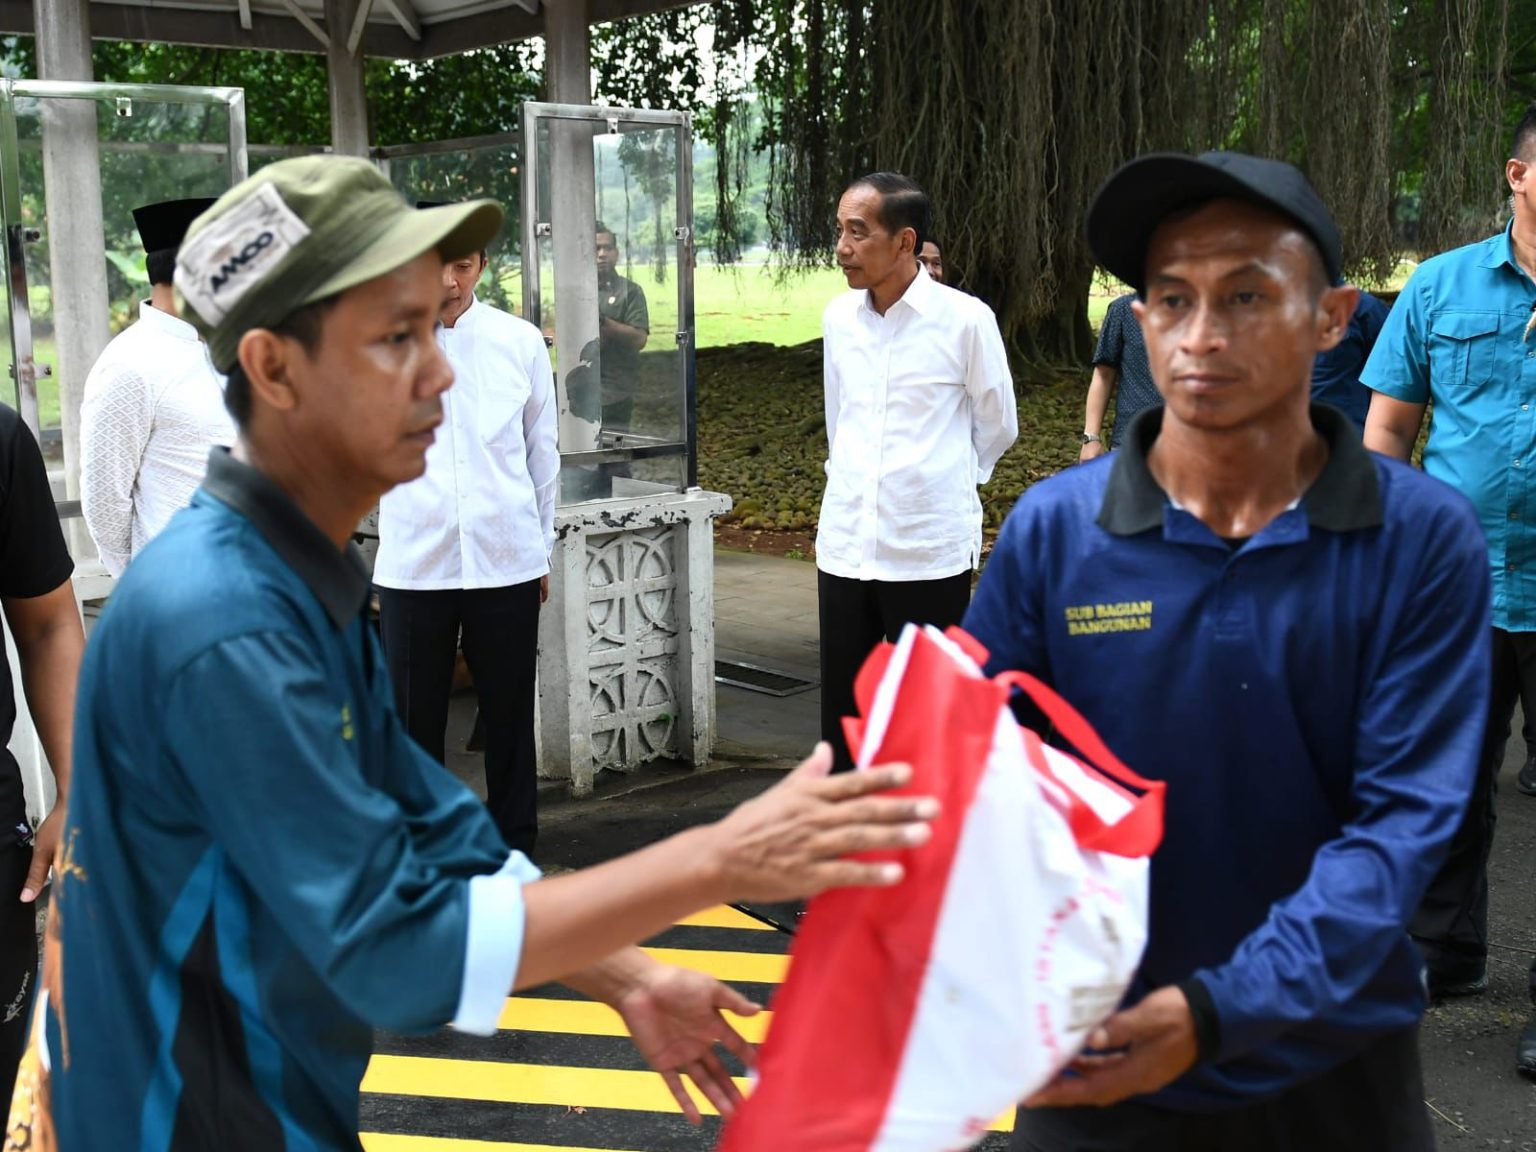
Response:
[362,1054,743,1115]
[361,1055,1015,1133]
[362,1137,640,1152]
[639,947,788,984]
[677,906,776,931]
[495,997,772,1043]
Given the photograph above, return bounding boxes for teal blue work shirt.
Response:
[1360,224,1536,631]
[49,449,537,1151]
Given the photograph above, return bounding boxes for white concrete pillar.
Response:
[324,0,370,157]
[34,0,104,561]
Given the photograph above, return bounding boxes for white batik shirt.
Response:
[80,302,235,577]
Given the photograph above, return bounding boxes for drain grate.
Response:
[715,659,818,697]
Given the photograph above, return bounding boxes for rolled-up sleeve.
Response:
[455,850,542,1034]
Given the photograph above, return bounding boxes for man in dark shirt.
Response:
[1080,293,1162,460]
[1309,288,1389,431]
[595,221,650,436]
[0,403,82,1100]
[973,151,1488,1150]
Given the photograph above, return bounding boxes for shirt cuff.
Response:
[453,851,542,1035]
[1177,977,1221,1063]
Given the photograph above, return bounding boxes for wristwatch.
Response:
[1079,433,1101,445]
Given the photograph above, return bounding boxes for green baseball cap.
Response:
[174,155,502,373]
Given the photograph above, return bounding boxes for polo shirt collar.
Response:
[137,300,200,343]
[1097,404,1382,537]
[200,447,369,629]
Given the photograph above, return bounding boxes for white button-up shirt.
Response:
[374,297,559,591]
[816,269,1019,581]
[80,301,235,577]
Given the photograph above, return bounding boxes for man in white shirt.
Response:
[374,219,558,855]
[80,197,234,576]
[818,172,1018,772]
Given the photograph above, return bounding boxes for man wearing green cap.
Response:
[31,156,937,1149]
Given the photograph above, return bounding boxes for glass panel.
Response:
[381,137,522,318]
[12,92,234,461]
[528,111,690,507]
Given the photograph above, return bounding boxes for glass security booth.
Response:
[521,103,696,505]
[374,105,696,506]
[0,81,247,499]
[0,80,247,821]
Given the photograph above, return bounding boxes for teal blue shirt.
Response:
[1361,224,1536,630]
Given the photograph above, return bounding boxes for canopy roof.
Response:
[0,0,700,60]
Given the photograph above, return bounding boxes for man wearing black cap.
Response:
[80,198,234,577]
[964,151,1489,1148]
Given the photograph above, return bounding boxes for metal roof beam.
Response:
[383,0,421,41]
[277,0,330,48]
[345,0,375,53]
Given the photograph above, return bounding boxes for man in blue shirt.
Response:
[1362,101,1536,1073]
[28,157,938,1151]
[1310,287,1389,431]
[970,151,1489,1150]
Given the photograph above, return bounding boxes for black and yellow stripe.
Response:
[358,906,1013,1151]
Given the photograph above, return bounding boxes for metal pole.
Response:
[543,2,602,486]
[324,0,370,157]
[34,0,103,560]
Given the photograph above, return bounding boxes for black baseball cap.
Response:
[1085,151,1342,293]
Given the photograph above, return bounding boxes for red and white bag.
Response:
[718,624,1166,1152]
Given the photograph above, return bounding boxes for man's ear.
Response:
[1315,283,1360,355]
[237,328,302,415]
[1509,157,1530,195]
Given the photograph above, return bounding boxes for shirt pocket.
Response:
[477,375,532,449]
[1427,312,1502,389]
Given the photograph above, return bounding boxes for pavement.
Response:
[366,546,1536,1150]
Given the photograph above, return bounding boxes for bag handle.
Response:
[996,667,1166,858]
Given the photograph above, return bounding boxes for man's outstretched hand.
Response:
[615,962,761,1123]
[704,742,938,904]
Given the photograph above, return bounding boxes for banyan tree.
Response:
[691,0,1526,378]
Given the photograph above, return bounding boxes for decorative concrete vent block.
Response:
[538,488,732,795]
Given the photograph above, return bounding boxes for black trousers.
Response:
[817,569,972,773]
[1521,635,1536,751]
[377,581,542,856]
[1412,627,1535,986]
[0,843,36,1106]
[1011,1026,1433,1152]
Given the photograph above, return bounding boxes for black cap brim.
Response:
[1085,152,1342,293]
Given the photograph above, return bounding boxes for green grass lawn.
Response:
[695,263,850,347]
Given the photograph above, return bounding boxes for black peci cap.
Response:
[131,198,218,254]
[1084,152,1342,293]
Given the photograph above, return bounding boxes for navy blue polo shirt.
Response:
[1309,290,1389,431]
[49,449,536,1150]
[964,406,1490,1109]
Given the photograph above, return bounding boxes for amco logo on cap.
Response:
[175,183,312,326]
